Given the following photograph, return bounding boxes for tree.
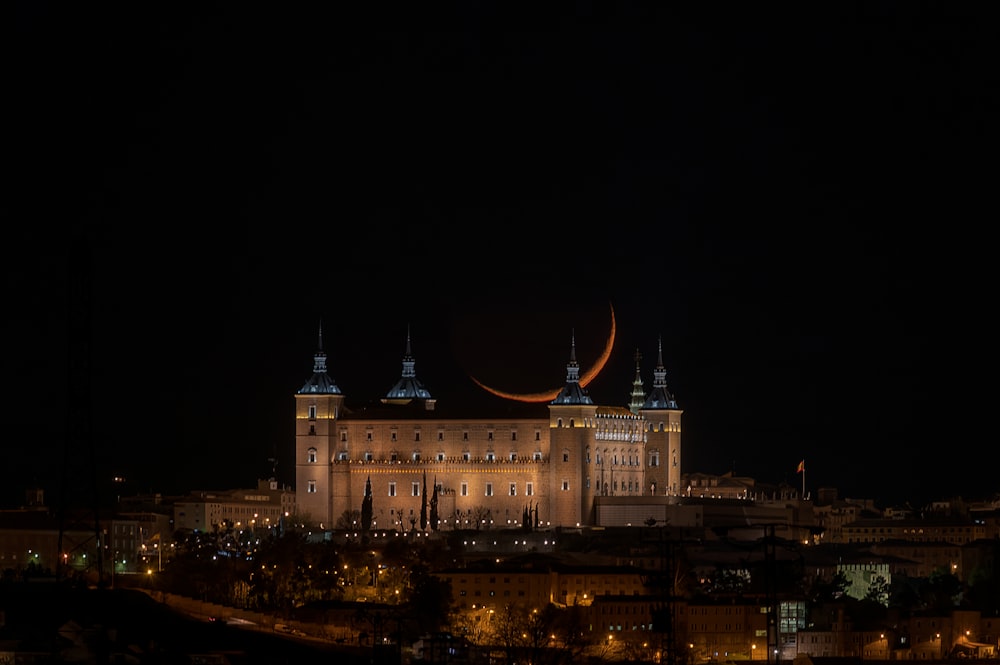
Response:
[921,567,963,612]
[471,505,492,530]
[808,570,851,604]
[336,510,362,530]
[864,574,891,606]
[420,472,428,531]
[405,562,453,637]
[429,478,439,531]
[362,476,373,532]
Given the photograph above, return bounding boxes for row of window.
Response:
[304,480,571,495]
[307,447,663,466]
[336,430,544,443]
[309,449,548,463]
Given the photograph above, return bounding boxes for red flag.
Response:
[796,460,805,473]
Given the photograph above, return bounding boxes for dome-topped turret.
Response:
[551,330,594,405]
[298,322,342,395]
[382,326,433,405]
[641,336,678,410]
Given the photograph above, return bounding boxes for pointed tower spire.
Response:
[551,328,593,405]
[642,335,678,409]
[401,325,416,378]
[383,325,433,404]
[298,320,342,394]
[628,348,646,414]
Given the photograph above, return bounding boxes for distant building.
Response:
[173,479,294,534]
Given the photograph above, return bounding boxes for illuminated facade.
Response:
[294,327,682,529]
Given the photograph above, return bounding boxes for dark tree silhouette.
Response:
[420,472,428,531]
[361,476,373,532]
[429,477,439,531]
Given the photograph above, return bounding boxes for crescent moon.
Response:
[470,302,616,403]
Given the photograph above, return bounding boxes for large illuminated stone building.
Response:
[294,326,682,530]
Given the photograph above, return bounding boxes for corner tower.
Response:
[548,331,597,526]
[639,337,682,495]
[294,323,345,528]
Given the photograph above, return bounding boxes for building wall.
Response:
[674,601,770,661]
[295,391,683,529]
[294,393,342,526]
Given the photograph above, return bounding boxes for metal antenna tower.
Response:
[56,230,105,586]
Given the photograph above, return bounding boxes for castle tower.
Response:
[294,323,345,527]
[548,331,597,526]
[639,337,683,496]
[628,349,646,414]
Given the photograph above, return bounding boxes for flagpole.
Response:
[801,460,805,499]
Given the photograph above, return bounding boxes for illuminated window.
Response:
[391,431,397,442]
[337,452,348,461]
[307,480,317,493]
[389,483,396,497]
[526,482,533,496]
[650,452,659,467]
[485,483,493,497]
[437,453,445,461]
[308,405,317,420]
[461,482,468,496]
[412,483,420,497]
[340,431,347,442]
[463,452,470,461]
[365,451,373,461]
[509,452,517,461]
[307,448,317,463]
[533,451,542,461]
[509,483,516,496]
[486,452,495,462]
[561,480,569,491]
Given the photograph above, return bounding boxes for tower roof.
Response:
[298,321,342,395]
[382,326,433,404]
[551,330,594,405]
[641,336,678,410]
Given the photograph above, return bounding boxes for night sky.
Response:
[6,3,996,511]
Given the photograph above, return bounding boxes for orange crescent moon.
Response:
[470,302,616,403]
